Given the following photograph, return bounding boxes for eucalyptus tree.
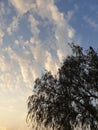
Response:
[27,44,98,130]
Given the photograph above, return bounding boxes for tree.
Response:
[27,43,98,130]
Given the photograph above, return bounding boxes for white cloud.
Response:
[68,27,75,39]
[45,51,58,75]
[0,1,77,130]
[7,16,19,35]
[57,49,64,62]
[50,5,64,23]
[6,46,33,86]
[6,0,76,83]
[0,53,16,90]
[0,1,77,104]
[84,16,98,30]
[0,46,31,91]
[9,0,35,15]
[0,2,5,16]
[0,28,4,44]
[28,14,40,38]
[66,11,74,21]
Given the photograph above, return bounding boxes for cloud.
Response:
[0,1,5,43]
[7,16,20,35]
[0,127,7,130]
[45,51,58,75]
[28,14,40,38]
[0,53,16,91]
[0,1,11,31]
[84,16,98,30]
[0,2,5,16]
[0,1,76,130]
[6,46,33,86]
[57,49,65,62]
[4,0,76,88]
[66,11,74,21]
[68,27,75,39]
[0,1,76,102]
[9,0,35,14]
[47,2,64,23]
[0,28,4,44]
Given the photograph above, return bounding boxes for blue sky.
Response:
[56,0,98,48]
[0,0,98,130]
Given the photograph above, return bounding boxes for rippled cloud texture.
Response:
[0,0,76,129]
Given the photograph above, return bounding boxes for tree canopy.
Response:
[27,44,98,130]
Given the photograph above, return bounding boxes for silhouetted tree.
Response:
[27,43,98,130]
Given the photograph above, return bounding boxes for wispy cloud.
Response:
[7,16,20,35]
[9,0,35,15]
[28,14,40,39]
[0,28,4,44]
[0,0,76,100]
[0,2,5,23]
[5,0,75,84]
[84,16,98,30]
[0,0,76,130]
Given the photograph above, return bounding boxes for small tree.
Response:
[27,44,98,130]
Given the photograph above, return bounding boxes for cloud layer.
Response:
[0,0,75,91]
[0,0,76,130]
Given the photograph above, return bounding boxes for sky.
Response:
[0,0,98,130]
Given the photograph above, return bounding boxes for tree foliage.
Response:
[27,44,98,130]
